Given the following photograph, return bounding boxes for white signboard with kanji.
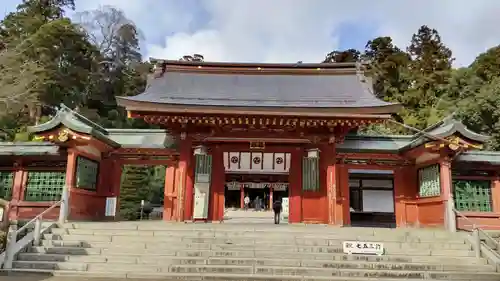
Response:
[343,241,384,256]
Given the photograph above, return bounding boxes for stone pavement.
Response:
[2,277,177,281]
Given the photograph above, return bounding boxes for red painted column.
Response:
[288,147,303,223]
[269,188,273,210]
[65,149,78,220]
[335,164,350,226]
[180,135,194,221]
[240,186,244,209]
[8,162,25,220]
[209,145,225,221]
[321,143,336,225]
[393,167,407,227]
[163,166,177,221]
[440,159,455,230]
[492,177,500,213]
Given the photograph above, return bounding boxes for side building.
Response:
[0,60,498,230]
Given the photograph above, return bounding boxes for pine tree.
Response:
[363,36,411,101]
[404,25,454,129]
[323,49,360,63]
[0,0,97,124]
[119,165,151,220]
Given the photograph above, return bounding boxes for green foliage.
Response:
[118,165,166,220]
[325,24,500,144]
[119,165,150,220]
[0,2,154,135]
[323,49,360,63]
[1,0,500,154]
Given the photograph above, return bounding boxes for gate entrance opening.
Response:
[348,169,396,228]
[225,174,288,210]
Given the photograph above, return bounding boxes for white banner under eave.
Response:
[223,152,291,174]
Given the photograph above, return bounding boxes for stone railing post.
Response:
[3,220,18,269]
[58,186,70,225]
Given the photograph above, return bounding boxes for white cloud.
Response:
[4,0,498,66]
[144,0,500,67]
[147,0,344,63]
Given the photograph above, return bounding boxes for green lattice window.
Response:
[76,156,99,191]
[24,171,65,201]
[195,154,212,183]
[302,157,319,191]
[418,164,441,197]
[0,171,14,200]
[454,180,492,212]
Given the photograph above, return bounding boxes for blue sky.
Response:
[3,0,500,66]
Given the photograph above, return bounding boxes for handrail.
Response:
[15,199,62,235]
[2,191,69,270]
[453,208,500,259]
[453,208,500,246]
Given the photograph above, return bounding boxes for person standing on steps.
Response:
[273,199,282,224]
[254,196,261,211]
[244,195,250,211]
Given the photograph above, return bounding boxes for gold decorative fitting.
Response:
[33,136,45,141]
[57,130,69,142]
[250,141,265,150]
[48,135,54,140]
[257,67,262,70]
[197,66,202,68]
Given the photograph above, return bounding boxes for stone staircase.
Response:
[5,221,500,280]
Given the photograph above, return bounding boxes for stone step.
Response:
[36,241,473,256]
[10,262,500,280]
[39,238,471,251]
[43,232,468,244]
[26,245,477,259]
[61,223,467,239]
[18,252,488,266]
[63,222,457,235]
[12,258,495,272]
[3,269,469,281]
[55,223,468,234]
[32,240,477,256]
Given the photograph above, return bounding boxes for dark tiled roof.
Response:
[402,115,489,150]
[118,61,399,111]
[107,129,175,149]
[338,135,413,153]
[28,104,120,148]
[455,151,500,165]
[0,142,60,155]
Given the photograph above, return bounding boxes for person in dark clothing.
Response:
[272,200,282,224]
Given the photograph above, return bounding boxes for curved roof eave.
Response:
[117,97,402,117]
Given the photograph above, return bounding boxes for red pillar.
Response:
[240,187,244,209]
[492,177,500,213]
[288,147,303,223]
[8,162,25,220]
[321,143,336,225]
[335,164,350,226]
[180,135,194,221]
[269,188,273,210]
[163,166,177,221]
[440,160,455,230]
[394,167,407,227]
[209,145,225,221]
[65,149,78,220]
